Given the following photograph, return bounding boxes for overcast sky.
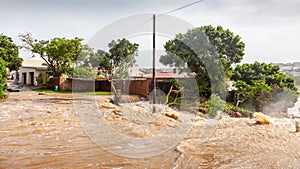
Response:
[1,0,300,66]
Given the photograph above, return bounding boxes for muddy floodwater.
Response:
[0,91,300,168]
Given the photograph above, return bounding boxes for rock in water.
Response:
[253,112,272,124]
[296,121,300,132]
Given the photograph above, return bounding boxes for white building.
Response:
[18,59,48,85]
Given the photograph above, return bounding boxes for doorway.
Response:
[29,72,34,85]
[22,73,27,85]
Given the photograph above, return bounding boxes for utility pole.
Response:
[152,14,156,112]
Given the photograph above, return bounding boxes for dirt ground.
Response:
[0,90,300,168]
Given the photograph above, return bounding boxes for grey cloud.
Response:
[1,0,300,62]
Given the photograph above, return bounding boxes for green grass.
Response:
[33,88,112,95]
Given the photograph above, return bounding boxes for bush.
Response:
[36,72,50,87]
[224,103,254,117]
[72,67,96,78]
[95,74,106,79]
[205,94,226,117]
[0,59,8,99]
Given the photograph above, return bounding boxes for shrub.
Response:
[0,59,8,99]
[72,67,96,78]
[95,74,106,79]
[224,103,254,117]
[205,94,226,117]
[36,72,50,87]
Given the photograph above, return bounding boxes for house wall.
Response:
[19,67,45,86]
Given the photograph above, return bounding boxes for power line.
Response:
[124,17,153,35]
[124,0,205,35]
[158,0,205,17]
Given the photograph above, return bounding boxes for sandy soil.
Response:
[0,90,299,168]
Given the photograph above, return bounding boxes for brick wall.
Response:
[129,80,150,99]
[114,79,150,99]
[49,78,111,92]
[49,78,151,99]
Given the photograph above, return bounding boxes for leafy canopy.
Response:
[231,62,298,91]
[105,38,139,78]
[230,62,298,112]
[85,49,108,68]
[0,34,23,71]
[160,25,245,98]
[0,34,23,99]
[19,33,85,77]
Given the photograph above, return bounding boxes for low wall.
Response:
[49,78,150,99]
[114,79,151,99]
[49,78,111,92]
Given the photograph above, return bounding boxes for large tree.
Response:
[0,34,23,99]
[0,34,23,71]
[231,62,298,112]
[19,33,85,77]
[160,25,245,98]
[99,38,139,104]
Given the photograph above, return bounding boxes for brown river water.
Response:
[0,91,299,168]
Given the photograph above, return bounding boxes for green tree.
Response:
[231,62,298,112]
[106,38,139,78]
[0,34,23,71]
[103,38,139,104]
[234,80,272,111]
[77,44,94,67]
[98,53,111,73]
[19,33,85,77]
[0,34,23,99]
[231,62,298,91]
[160,25,245,98]
[86,49,108,68]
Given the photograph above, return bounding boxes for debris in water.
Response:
[100,103,117,109]
[295,121,300,132]
[112,109,122,115]
[253,112,272,124]
[164,108,180,120]
[226,110,243,118]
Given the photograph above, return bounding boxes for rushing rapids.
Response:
[0,91,299,168]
